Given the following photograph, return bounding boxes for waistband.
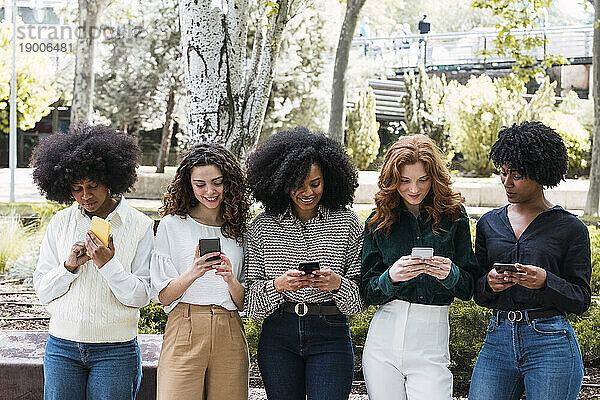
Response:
[281,301,341,316]
[493,308,565,323]
[175,303,239,317]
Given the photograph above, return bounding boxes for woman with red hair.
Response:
[360,135,478,399]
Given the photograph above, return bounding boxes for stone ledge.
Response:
[0,331,162,400]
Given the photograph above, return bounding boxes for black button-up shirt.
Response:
[473,205,591,315]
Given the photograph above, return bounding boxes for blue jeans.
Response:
[43,335,142,400]
[257,309,354,400]
[469,315,583,400]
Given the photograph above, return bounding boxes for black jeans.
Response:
[257,309,354,400]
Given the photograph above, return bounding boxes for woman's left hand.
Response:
[85,232,115,268]
[307,267,342,292]
[504,263,547,289]
[213,253,238,285]
[423,256,452,280]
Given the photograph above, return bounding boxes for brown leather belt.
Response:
[282,302,342,317]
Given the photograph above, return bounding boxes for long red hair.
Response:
[369,135,464,234]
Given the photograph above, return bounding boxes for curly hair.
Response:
[246,127,358,215]
[31,123,139,204]
[490,121,568,187]
[160,143,250,244]
[369,135,464,234]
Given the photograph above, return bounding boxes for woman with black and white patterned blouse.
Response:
[244,127,364,400]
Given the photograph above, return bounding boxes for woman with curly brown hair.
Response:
[360,135,478,400]
[150,143,251,400]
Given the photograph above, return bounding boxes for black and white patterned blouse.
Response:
[244,206,365,320]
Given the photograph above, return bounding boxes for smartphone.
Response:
[199,238,221,262]
[90,216,111,247]
[411,247,434,260]
[299,261,320,274]
[493,263,518,273]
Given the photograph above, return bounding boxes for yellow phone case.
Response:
[90,216,111,247]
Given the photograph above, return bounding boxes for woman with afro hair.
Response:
[150,143,251,400]
[360,135,478,399]
[469,121,591,400]
[31,123,154,400]
[244,127,364,400]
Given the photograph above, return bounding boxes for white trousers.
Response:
[362,300,452,400]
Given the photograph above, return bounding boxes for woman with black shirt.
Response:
[469,121,591,400]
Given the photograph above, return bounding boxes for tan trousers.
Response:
[156,303,249,400]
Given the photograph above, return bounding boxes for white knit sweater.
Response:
[34,199,153,342]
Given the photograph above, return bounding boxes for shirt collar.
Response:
[494,204,565,215]
[277,203,330,224]
[77,196,129,226]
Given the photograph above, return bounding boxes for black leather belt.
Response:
[282,302,342,317]
[493,309,565,322]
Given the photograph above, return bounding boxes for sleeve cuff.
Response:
[541,270,560,301]
[378,268,397,297]
[97,257,123,280]
[439,263,460,289]
[266,280,285,305]
[476,274,498,301]
[62,260,81,277]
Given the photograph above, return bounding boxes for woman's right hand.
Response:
[486,268,516,292]
[273,270,312,293]
[188,245,222,280]
[388,256,425,282]
[64,241,91,272]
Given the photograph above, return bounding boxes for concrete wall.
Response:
[130,169,590,210]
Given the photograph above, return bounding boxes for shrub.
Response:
[401,66,452,157]
[138,302,168,334]
[571,302,600,367]
[446,74,526,175]
[588,225,600,295]
[346,87,380,170]
[540,111,590,178]
[0,215,33,273]
[243,317,262,361]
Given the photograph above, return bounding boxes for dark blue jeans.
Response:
[469,315,583,400]
[43,335,142,400]
[257,309,354,400]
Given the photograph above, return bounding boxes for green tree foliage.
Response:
[346,87,380,170]
[94,0,182,133]
[0,20,60,134]
[472,0,568,80]
[261,2,337,140]
[401,66,452,157]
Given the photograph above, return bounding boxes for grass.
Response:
[0,215,33,273]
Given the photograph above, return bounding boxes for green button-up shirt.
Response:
[360,203,478,306]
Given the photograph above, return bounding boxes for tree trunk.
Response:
[70,0,106,123]
[178,0,290,159]
[328,0,367,144]
[584,0,600,216]
[156,89,177,173]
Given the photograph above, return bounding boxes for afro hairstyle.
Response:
[31,123,140,203]
[246,127,358,215]
[489,121,568,188]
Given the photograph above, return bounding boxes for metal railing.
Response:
[352,25,593,68]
